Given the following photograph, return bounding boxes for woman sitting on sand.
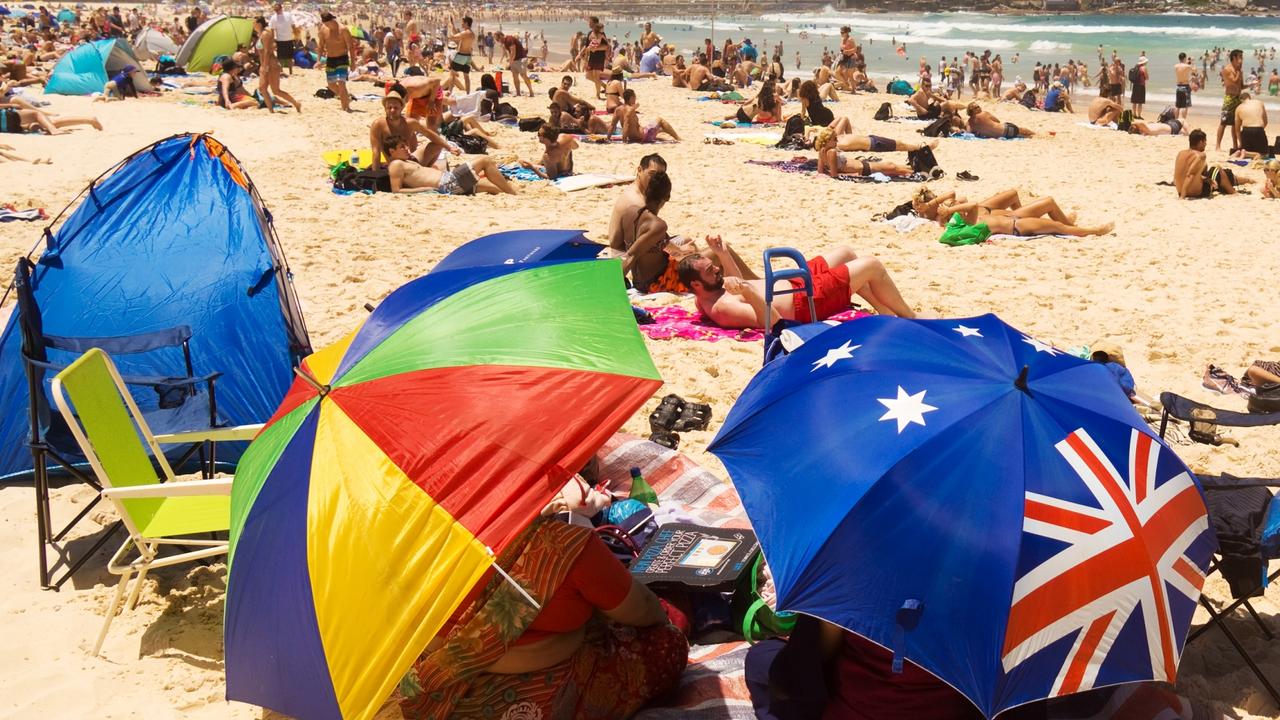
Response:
[0,104,101,134]
[216,59,257,110]
[727,79,782,124]
[912,187,1114,237]
[605,67,626,111]
[399,509,687,720]
[814,127,915,178]
[796,79,840,127]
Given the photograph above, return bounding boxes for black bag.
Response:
[775,115,810,150]
[517,116,545,132]
[494,101,519,120]
[404,65,425,76]
[1248,383,1280,414]
[1128,66,1141,83]
[1156,105,1176,124]
[873,102,892,121]
[1118,109,1133,132]
[884,199,915,220]
[314,87,335,99]
[907,145,939,173]
[920,114,951,138]
[1020,90,1037,109]
[453,134,488,154]
[333,166,390,193]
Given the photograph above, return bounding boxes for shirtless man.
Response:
[1088,96,1123,125]
[679,239,916,329]
[549,75,594,112]
[640,22,661,52]
[319,12,354,112]
[1128,117,1186,136]
[369,87,457,171]
[908,79,966,120]
[608,89,680,144]
[385,135,516,195]
[966,102,1034,138]
[1217,49,1244,151]
[535,125,578,180]
[447,16,475,93]
[1175,128,1243,198]
[1174,52,1194,120]
[1232,92,1269,158]
[670,55,689,88]
[686,56,712,92]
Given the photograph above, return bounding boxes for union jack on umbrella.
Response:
[709,313,1217,718]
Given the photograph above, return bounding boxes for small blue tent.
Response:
[45,38,149,95]
[0,133,311,480]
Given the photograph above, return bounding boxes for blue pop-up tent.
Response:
[45,38,150,95]
[0,133,311,480]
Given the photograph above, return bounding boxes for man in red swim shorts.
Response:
[677,238,917,330]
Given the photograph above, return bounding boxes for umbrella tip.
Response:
[1014,365,1031,396]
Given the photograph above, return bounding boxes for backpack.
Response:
[873,102,892,121]
[775,114,807,149]
[453,134,488,154]
[517,116,545,132]
[887,78,913,96]
[333,164,390,193]
[1021,90,1037,109]
[907,145,940,173]
[920,114,952,138]
[1118,109,1133,132]
[1128,66,1141,83]
[314,87,335,99]
[494,101,519,120]
[1248,383,1280,415]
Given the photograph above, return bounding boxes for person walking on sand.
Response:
[1217,49,1244,151]
[269,2,295,77]
[496,31,533,97]
[253,17,301,113]
[319,12,354,112]
[447,16,475,93]
[1174,52,1194,120]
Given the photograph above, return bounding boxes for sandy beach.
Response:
[2,62,1280,719]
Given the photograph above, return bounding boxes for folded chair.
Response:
[761,247,830,365]
[16,257,238,589]
[1158,391,1280,704]
[51,348,260,655]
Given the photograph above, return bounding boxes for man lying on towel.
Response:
[677,238,917,330]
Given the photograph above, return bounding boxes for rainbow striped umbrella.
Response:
[223,258,661,720]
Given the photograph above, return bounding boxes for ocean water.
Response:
[505,9,1280,108]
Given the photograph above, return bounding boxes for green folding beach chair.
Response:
[50,348,262,656]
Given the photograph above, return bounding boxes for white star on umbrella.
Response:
[877,386,938,433]
[953,325,983,338]
[811,340,861,372]
[1021,335,1061,355]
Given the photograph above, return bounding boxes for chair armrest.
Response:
[117,371,223,389]
[155,423,264,444]
[43,325,193,355]
[101,478,233,499]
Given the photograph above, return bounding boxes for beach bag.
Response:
[939,212,990,246]
[1118,109,1133,132]
[517,116,545,132]
[887,78,913,96]
[873,102,892,121]
[731,554,796,643]
[775,115,809,150]
[907,145,939,173]
[1129,66,1140,83]
[920,114,951,138]
[1248,383,1280,414]
[452,134,488,154]
[314,88,335,99]
[495,101,519,120]
[1021,90,1037,109]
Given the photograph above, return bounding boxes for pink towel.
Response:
[637,305,870,343]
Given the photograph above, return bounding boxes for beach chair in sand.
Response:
[1158,391,1280,704]
[761,247,838,365]
[50,348,260,655]
[15,258,242,590]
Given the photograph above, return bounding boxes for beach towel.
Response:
[634,642,755,720]
[497,162,542,182]
[747,158,928,183]
[706,131,781,145]
[706,120,782,129]
[554,173,633,192]
[595,432,749,529]
[637,304,869,343]
[1078,121,1118,130]
[0,206,46,222]
[883,215,934,233]
[948,132,1026,141]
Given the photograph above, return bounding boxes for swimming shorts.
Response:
[1175,83,1192,109]
[449,52,472,72]
[1003,122,1020,139]
[643,123,660,143]
[789,256,851,324]
[1199,168,1215,198]
[919,104,941,120]
[407,96,429,118]
[1167,118,1183,136]
[838,55,855,69]
[437,162,478,195]
[867,135,896,152]
[510,58,526,73]
[276,39,295,67]
[1241,126,1269,154]
[1108,83,1122,99]
[1221,94,1241,126]
[325,54,349,83]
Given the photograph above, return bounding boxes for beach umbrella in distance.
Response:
[709,313,1216,718]
[431,228,603,273]
[0,7,9,15]
[56,8,74,21]
[224,257,662,720]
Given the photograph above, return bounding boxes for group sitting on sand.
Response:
[1174,128,1253,198]
[913,187,1115,237]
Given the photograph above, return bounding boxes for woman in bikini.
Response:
[913,187,1114,236]
[217,59,257,110]
[814,127,914,178]
[254,17,302,113]
[727,80,782,123]
[604,68,626,111]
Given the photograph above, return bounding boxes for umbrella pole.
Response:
[488,551,542,611]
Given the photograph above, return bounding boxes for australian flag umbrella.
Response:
[708,313,1216,718]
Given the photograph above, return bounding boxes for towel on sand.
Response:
[0,206,46,222]
[747,158,929,183]
[638,304,870,343]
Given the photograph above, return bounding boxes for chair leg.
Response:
[34,448,51,588]
[92,569,133,657]
[1242,599,1274,640]
[125,565,149,611]
[1201,596,1280,706]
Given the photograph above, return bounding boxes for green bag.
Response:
[938,212,991,246]
[731,553,796,643]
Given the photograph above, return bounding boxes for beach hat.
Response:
[1089,339,1127,367]
[1137,56,1148,65]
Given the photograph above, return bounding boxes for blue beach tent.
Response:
[0,133,311,480]
[45,38,150,95]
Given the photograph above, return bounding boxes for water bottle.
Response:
[629,467,659,506]
[349,149,360,168]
